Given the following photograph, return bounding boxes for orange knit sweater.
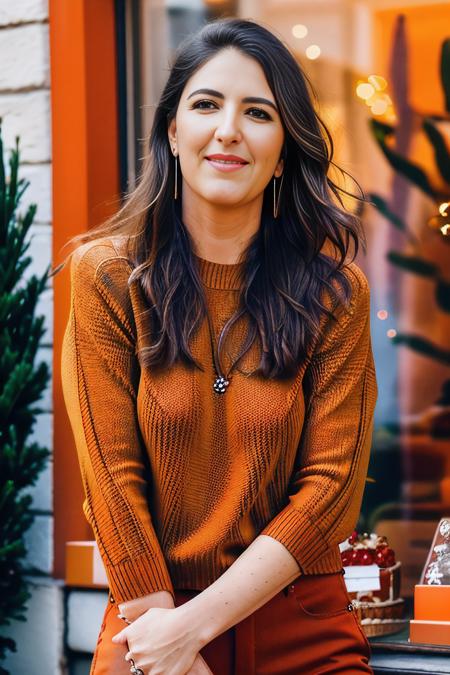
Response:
[61,236,378,604]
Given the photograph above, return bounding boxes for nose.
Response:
[214,107,242,145]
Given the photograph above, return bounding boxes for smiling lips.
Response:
[205,153,249,172]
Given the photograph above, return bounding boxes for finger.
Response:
[111,629,128,644]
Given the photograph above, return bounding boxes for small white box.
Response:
[343,564,381,593]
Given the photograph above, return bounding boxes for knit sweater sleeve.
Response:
[260,262,378,571]
[61,242,174,603]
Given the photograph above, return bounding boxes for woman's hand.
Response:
[116,591,213,674]
[188,655,214,674]
[118,590,175,622]
[112,605,209,675]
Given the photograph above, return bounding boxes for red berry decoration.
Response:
[374,546,396,568]
[384,548,396,566]
[375,550,386,567]
[348,530,358,545]
[341,530,396,569]
[341,551,352,565]
[360,549,375,565]
[351,550,361,564]
[354,550,368,564]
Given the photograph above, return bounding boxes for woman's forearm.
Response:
[177,534,301,646]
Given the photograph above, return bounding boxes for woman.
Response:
[60,17,377,675]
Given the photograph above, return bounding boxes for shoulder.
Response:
[323,260,371,318]
[71,235,132,279]
[342,260,370,296]
[70,235,135,311]
[313,260,371,356]
[339,261,371,313]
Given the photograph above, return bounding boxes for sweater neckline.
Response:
[193,253,245,290]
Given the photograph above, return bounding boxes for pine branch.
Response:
[0,121,51,667]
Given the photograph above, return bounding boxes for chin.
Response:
[199,189,247,206]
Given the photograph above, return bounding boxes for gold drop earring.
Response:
[172,146,178,200]
[273,173,284,218]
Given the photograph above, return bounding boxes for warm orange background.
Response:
[50,1,450,581]
[374,3,450,114]
[50,0,120,578]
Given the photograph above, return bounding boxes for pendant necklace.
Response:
[205,308,232,394]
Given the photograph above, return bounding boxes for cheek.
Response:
[178,118,212,156]
[247,128,284,168]
[252,145,282,177]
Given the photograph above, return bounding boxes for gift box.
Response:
[341,531,406,637]
[409,620,450,646]
[344,564,380,594]
[409,518,450,646]
[345,561,401,603]
[414,584,450,622]
[66,541,108,588]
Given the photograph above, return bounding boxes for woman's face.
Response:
[168,48,285,210]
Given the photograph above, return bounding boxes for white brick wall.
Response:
[0,5,53,507]
[21,163,53,221]
[0,91,51,161]
[0,0,48,25]
[0,23,49,89]
[0,2,62,672]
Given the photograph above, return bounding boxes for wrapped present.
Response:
[410,518,450,646]
[66,541,108,588]
[341,530,407,637]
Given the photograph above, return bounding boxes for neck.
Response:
[180,184,263,264]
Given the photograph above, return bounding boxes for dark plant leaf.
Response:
[441,39,450,113]
[370,119,436,198]
[436,279,450,313]
[423,118,450,185]
[368,193,405,229]
[392,333,450,365]
[386,251,438,277]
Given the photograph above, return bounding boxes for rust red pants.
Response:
[90,570,373,674]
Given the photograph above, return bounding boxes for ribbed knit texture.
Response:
[61,236,378,604]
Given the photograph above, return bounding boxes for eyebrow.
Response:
[186,88,278,113]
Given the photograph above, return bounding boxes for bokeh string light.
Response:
[291,23,320,60]
[355,74,396,122]
[438,202,450,236]
[427,201,450,237]
[292,24,308,39]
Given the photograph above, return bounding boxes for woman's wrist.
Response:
[174,601,214,648]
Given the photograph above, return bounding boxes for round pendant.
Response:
[213,375,229,394]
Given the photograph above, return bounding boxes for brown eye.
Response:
[191,100,217,110]
[247,108,272,120]
[191,100,271,120]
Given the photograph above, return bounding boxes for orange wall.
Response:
[374,3,450,113]
[49,0,120,579]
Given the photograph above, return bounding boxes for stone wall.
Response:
[0,1,63,672]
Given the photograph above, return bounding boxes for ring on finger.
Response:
[128,657,144,675]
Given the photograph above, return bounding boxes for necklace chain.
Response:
[205,309,232,394]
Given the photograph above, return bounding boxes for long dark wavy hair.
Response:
[54,17,369,379]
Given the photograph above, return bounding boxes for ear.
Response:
[274,158,284,178]
[167,117,177,153]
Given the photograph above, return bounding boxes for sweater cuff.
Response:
[105,552,174,604]
[260,504,329,571]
